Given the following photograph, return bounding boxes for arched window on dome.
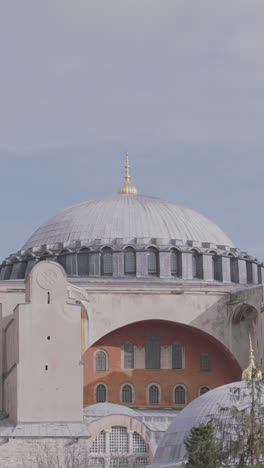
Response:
[212,253,222,281]
[124,341,134,369]
[145,333,160,369]
[199,386,210,396]
[3,264,12,280]
[57,250,75,275]
[200,353,210,372]
[124,247,136,276]
[174,385,186,405]
[77,248,90,276]
[246,260,253,284]
[17,261,28,279]
[171,249,182,277]
[258,265,262,284]
[148,385,160,404]
[192,250,203,279]
[121,384,133,404]
[172,342,184,369]
[101,247,113,276]
[147,248,159,276]
[95,350,108,372]
[230,255,239,283]
[95,383,107,403]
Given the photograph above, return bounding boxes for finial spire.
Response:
[242,332,263,380]
[118,152,138,195]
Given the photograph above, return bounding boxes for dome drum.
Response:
[1,240,263,285]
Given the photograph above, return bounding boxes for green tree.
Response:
[184,423,218,468]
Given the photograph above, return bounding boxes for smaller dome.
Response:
[84,403,138,419]
[151,380,264,467]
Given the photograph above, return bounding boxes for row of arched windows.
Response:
[95,340,210,372]
[95,383,210,404]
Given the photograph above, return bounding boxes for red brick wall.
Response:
[83,320,241,408]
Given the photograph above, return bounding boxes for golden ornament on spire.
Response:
[118,152,138,195]
[242,332,263,380]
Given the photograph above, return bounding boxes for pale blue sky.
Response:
[1,1,264,262]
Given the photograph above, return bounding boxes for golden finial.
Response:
[118,152,138,195]
[242,332,263,380]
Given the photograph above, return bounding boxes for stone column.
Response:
[113,252,124,278]
[181,251,193,280]
[159,252,171,279]
[252,262,258,284]
[238,259,247,284]
[222,256,231,282]
[202,254,214,282]
[136,252,148,278]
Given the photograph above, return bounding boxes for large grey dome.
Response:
[151,380,264,467]
[22,194,234,250]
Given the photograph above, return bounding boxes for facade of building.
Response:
[0,154,263,466]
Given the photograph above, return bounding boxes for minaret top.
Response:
[242,333,263,380]
[118,152,138,195]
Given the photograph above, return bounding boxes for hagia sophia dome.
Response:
[22,193,234,250]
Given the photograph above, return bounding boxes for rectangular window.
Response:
[172,344,183,369]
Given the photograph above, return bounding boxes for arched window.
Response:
[147,248,159,276]
[230,256,239,283]
[17,261,28,279]
[124,342,134,369]
[174,385,186,405]
[200,353,210,371]
[212,254,222,281]
[200,386,210,396]
[148,385,160,404]
[246,261,253,284]
[172,343,184,369]
[121,384,133,404]
[101,248,113,276]
[171,249,182,277]
[96,384,107,403]
[57,252,67,272]
[77,248,90,276]
[132,433,148,453]
[145,333,160,369]
[124,248,136,275]
[3,264,12,280]
[95,350,107,372]
[192,250,203,279]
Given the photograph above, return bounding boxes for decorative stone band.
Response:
[0,238,263,284]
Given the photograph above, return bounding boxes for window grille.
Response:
[109,427,129,454]
[174,385,186,404]
[192,251,203,279]
[147,248,159,276]
[77,250,89,276]
[200,353,210,371]
[149,385,159,404]
[135,458,148,467]
[132,433,148,453]
[145,333,160,369]
[124,342,134,369]
[90,459,105,468]
[124,248,136,275]
[101,248,113,276]
[172,343,183,369]
[230,257,239,283]
[110,458,128,468]
[122,385,133,404]
[213,255,222,281]
[96,351,107,372]
[96,384,107,403]
[200,386,210,396]
[246,261,253,284]
[90,431,106,453]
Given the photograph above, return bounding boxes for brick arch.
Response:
[83,319,241,409]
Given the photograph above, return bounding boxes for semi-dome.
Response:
[151,380,264,467]
[22,194,234,250]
